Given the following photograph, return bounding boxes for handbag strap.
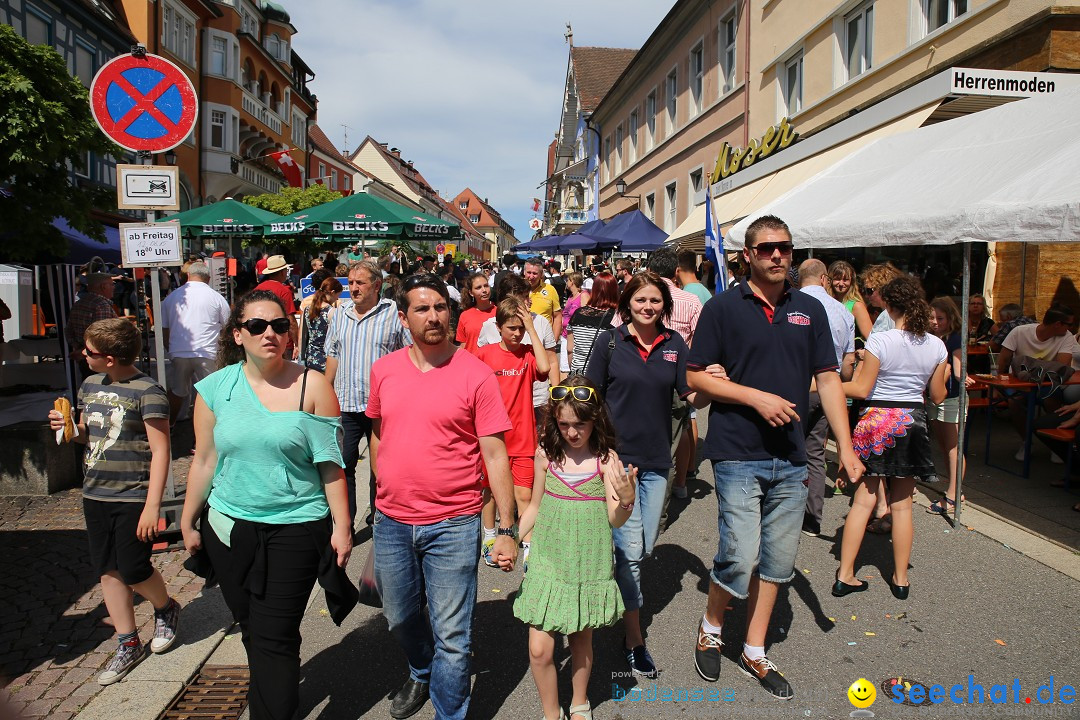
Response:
[579,308,614,372]
[298,367,310,411]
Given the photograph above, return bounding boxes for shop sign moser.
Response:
[120,222,182,267]
[710,117,797,183]
[89,53,198,153]
[116,164,179,210]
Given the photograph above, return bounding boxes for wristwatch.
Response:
[496,526,517,540]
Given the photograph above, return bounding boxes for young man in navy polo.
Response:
[686,215,864,700]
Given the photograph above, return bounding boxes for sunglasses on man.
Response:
[749,242,794,258]
[548,385,598,402]
[240,317,292,335]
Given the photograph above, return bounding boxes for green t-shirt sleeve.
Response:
[309,418,345,468]
[140,382,170,422]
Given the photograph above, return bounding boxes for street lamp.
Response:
[163,150,177,166]
[615,179,640,204]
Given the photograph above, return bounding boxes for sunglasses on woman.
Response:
[548,385,597,402]
[240,317,292,335]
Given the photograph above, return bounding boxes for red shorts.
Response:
[510,456,534,488]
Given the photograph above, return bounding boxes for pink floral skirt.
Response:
[852,405,934,479]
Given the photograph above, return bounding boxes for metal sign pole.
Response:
[954,243,972,526]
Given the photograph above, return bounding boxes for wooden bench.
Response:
[1036,427,1077,490]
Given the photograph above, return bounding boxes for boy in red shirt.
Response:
[477,297,550,568]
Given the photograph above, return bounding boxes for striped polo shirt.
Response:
[78,372,170,501]
[324,298,411,412]
[662,277,703,345]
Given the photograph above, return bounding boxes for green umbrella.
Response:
[156,199,283,237]
[264,193,460,241]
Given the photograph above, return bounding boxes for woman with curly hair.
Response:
[834,276,948,601]
[828,260,872,339]
[926,296,975,514]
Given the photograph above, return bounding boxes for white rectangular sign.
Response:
[120,223,182,267]
[116,165,180,210]
[949,68,1080,99]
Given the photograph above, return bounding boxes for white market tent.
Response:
[726,84,1080,249]
[725,85,1080,524]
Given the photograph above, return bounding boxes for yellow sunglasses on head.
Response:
[548,385,597,402]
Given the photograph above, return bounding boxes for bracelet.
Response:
[619,500,634,511]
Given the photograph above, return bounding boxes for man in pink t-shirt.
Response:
[366,274,517,720]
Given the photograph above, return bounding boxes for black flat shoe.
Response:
[888,576,910,600]
[390,678,430,719]
[831,571,869,597]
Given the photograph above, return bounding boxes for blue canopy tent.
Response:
[51,218,122,265]
[592,211,668,252]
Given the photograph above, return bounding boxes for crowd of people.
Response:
[52,220,1080,720]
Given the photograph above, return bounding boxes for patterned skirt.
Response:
[852,403,934,479]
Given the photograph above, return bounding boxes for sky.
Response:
[285,0,676,240]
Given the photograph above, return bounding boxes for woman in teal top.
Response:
[181,290,351,720]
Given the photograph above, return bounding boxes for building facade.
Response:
[307,122,353,195]
[544,43,637,236]
[591,0,749,235]
[348,137,451,221]
[452,188,517,261]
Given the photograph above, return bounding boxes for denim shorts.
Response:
[710,459,808,599]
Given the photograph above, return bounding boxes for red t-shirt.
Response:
[456,306,496,354]
[476,343,543,457]
[254,279,296,314]
[366,348,512,524]
[255,257,268,277]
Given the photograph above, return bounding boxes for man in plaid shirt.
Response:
[67,272,118,374]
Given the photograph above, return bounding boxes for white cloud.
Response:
[286,0,675,240]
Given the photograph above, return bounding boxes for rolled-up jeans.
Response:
[710,459,808,599]
[613,468,667,612]
[374,510,479,720]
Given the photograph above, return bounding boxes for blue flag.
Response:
[704,177,727,293]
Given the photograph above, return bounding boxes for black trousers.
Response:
[342,411,375,524]
[203,519,320,720]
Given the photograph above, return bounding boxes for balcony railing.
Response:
[242,89,282,135]
[242,163,283,193]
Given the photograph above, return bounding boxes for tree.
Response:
[0,25,121,261]
[242,184,342,252]
[243,184,342,216]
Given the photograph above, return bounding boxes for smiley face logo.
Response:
[848,678,876,708]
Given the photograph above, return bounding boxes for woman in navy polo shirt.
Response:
[586,271,707,678]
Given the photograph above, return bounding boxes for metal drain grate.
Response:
[159,665,249,720]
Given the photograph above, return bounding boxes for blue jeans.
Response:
[613,468,667,612]
[710,459,808,599]
[374,511,480,720]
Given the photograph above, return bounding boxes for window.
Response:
[719,12,737,94]
[330,169,338,190]
[666,68,678,134]
[665,182,677,233]
[291,109,305,147]
[265,34,288,61]
[690,42,704,117]
[924,0,967,34]
[689,168,703,207]
[25,7,50,46]
[210,37,227,76]
[644,192,656,222]
[209,110,226,149]
[470,214,480,223]
[645,90,656,151]
[603,136,611,182]
[845,2,873,79]
[74,43,95,87]
[784,53,803,116]
[344,176,350,192]
[628,111,638,165]
[615,125,624,175]
[162,4,196,66]
[459,201,468,210]
[242,10,259,40]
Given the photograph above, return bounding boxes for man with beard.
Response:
[366,273,518,720]
[686,215,864,700]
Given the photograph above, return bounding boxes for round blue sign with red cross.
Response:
[90,53,198,153]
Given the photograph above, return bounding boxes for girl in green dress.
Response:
[514,377,637,720]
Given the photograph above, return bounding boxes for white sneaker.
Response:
[1051,453,1065,465]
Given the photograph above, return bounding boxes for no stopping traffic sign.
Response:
[90,54,198,153]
